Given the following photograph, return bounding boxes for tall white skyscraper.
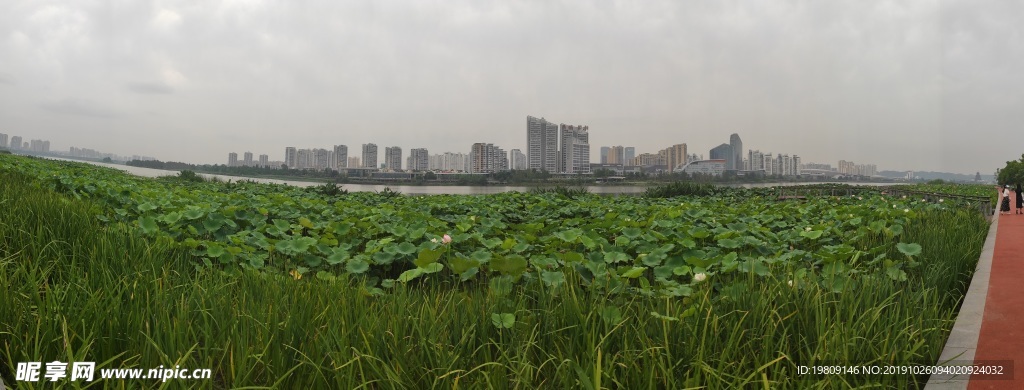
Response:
[409,148,429,171]
[333,145,348,169]
[384,146,402,170]
[285,147,297,168]
[559,124,590,174]
[527,116,559,172]
[362,143,378,168]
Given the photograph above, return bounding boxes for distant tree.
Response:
[997,155,1024,186]
[423,171,437,180]
[593,168,614,178]
[102,157,113,163]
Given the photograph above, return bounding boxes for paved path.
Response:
[928,189,1021,389]
[968,190,1023,389]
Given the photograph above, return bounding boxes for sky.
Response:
[1,0,1022,174]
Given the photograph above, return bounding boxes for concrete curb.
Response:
[925,209,999,389]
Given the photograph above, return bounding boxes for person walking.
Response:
[1016,184,1023,214]
[1000,185,1011,215]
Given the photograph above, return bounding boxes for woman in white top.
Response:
[1000,185,1011,215]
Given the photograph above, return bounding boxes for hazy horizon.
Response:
[2,1,1022,175]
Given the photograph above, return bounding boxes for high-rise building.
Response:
[748,150,765,172]
[429,152,470,172]
[608,146,625,165]
[729,134,743,171]
[348,156,360,168]
[10,136,23,150]
[710,144,732,169]
[470,143,508,173]
[362,143,378,168]
[228,152,238,167]
[633,153,664,167]
[659,144,687,172]
[314,148,331,170]
[285,147,297,169]
[384,146,402,170]
[509,149,527,170]
[332,145,348,169]
[296,149,314,169]
[624,147,636,166]
[259,154,269,168]
[0,133,7,149]
[559,124,590,174]
[243,152,253,167]
[762,153,775,175]
[527,116,559,172]
[409,148,429,171]
[600,146,609,164]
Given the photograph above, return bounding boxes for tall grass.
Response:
[0,170,987,389]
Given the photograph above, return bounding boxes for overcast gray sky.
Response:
[1,0,1021,174]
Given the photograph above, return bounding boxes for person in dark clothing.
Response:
[1015,184,1023,214]
[1000,185,1011,215]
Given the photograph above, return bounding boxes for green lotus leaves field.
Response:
[0,155,980,298]
[0,154,994,387]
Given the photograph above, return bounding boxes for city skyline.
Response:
[1,2,1021,175]
[0,128,904,176]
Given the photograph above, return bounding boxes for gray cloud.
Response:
[39,98,115,118]
[0,0,1020,174]
[127,82,173,95]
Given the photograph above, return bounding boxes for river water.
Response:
[43,156,897,195]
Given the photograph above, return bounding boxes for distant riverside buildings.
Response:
[509,149,527,170]
[362,144,378,168]
[429,152,470,172]
[730,134,743,172]
[0,133,7,149]
[408,148,429,171]
[470,143,508,173]
[527,116,559,172]
[659,144,687,172]
[526,115,594,174]
[709,144,732,168]
[384,146,403,171]
[348,156,360,168]
[624,147,635,165]
[608,146,625,165]
[681,159,727,176]
[632,152,664,167]
[600,146,609,164]
[838,160,877,176]
[259,154,269,167]
[559,124,590,174]
[228,153,238,167]
[10,136,23,150]
[333,145,348,169]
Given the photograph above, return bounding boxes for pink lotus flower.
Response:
[442,234,452,244]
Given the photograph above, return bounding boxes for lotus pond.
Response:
[0,154,990,388]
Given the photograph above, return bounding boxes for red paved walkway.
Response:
[970,190,1024,389]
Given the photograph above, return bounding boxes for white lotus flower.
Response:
[939,199,944,203]
[805,227,812,231]
[787,280,794,287]
[431,238,438,243]
[693,273,707,282]
[904,209,909,212]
